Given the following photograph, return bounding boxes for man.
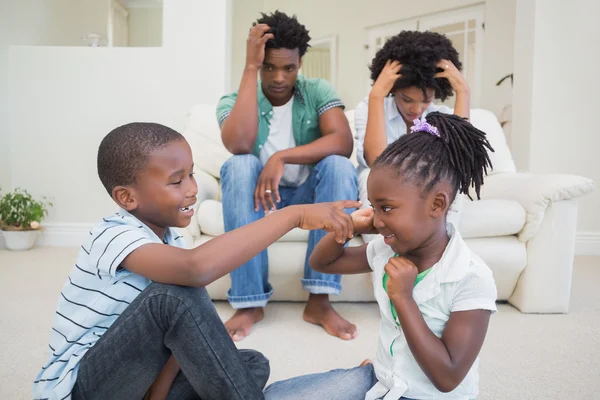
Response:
[217,11,358,341]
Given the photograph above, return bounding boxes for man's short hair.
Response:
[255,10,311,57]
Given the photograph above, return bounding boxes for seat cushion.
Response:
[196,234,525,302]
[459,199,526,238]
[199,198,526,240]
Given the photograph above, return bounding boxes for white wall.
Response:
[231,0,515,113]
[6,0,230,227]
[0,0,109,192]
[44,0,109,46]
[128,7,163,47]
[512,0,600,233]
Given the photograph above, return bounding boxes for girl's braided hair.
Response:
[373,112,494,200]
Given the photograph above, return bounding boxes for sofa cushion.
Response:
[199,198,526,240]
[183,104,231,178]
[459,199,526,238]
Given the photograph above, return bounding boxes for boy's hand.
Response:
[370,60,402,98]
[254,154,285,212]
[246,24,274,70]
[296,201,362,244]
[351,208,378,235]
[435,59,470,94]
[384,256,418,301]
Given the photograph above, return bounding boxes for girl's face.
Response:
[392,86,435,124]
[367,166,448,257]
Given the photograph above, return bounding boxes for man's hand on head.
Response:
[254,153,285,212]
[246,24,274,70]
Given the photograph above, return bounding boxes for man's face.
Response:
[260,48,301,105]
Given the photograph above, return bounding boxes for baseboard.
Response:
[0,223,93,249]
[575,232,600,256]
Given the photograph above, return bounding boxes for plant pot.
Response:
[1,230,40,251]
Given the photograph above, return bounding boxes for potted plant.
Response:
[0,188,52,251]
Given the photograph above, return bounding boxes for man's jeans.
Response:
[220,154,358,309]
[72,283,270,400]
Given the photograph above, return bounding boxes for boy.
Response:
[33,122,359,400]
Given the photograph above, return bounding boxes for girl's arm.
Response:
[309,208,378,275]
[385,257,492,393]
[393,298,490,392]
[309,233,371,275]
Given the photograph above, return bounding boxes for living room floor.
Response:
[1,247,599,399]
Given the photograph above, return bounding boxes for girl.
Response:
[355,31,470,241]
[264,112,497,400]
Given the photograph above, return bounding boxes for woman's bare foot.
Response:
[224,307,264,341]
[359,359,373,367]
[303,293,357,340]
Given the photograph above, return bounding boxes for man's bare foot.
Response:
[303,293,357,340]
[359,359,373,367]
[225,308,264,341]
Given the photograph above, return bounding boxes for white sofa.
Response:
[180,104,595,313]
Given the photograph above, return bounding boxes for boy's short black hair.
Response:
[369,30,462,101]
[97,122,184,195]
[255,10,311,57]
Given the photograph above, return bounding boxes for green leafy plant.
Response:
[0,188,52,231]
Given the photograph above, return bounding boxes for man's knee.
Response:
[316,155,356,179]
[220,154,262,182]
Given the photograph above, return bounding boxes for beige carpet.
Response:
[1,247,599,399]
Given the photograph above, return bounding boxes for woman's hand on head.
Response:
[435,59,470,94]
[351,208,379,235]
[370,60,402,99]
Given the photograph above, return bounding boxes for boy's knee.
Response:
[144,282,210,307]
[241,349,270,389]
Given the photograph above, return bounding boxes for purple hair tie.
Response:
[410,118,440,137]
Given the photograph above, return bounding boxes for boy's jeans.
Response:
[72,283,269,400]
[220,154,358,309]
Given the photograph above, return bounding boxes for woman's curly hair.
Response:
[369,31,462,101]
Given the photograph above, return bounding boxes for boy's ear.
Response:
[430,190,450,219]
[112,186,138,211]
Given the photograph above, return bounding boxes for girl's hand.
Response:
[384,256,418,301]
[370,60,402,98]
[435,59,470,94]
[351,208,379,235]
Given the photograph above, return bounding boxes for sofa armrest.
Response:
[476,172,595,242]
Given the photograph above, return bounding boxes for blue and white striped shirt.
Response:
[32,209,185,400]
